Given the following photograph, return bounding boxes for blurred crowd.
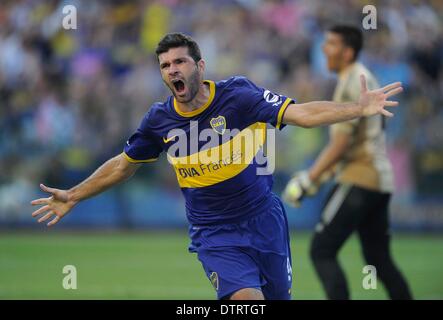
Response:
[0,0,442,220]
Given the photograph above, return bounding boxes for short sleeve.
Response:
[123,112,162,163]
[239,78,294,130]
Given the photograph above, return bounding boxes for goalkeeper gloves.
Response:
[282,170,318,207]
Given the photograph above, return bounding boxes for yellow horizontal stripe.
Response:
[122,152,158,163]
[168,122,266,188]
[276,97,292,130]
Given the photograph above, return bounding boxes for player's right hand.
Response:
[282,171,318,208]
[359,74,402,118]
[31,184,76,227]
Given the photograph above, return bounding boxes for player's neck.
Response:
[338,62,356,79]
[176,82,210,112]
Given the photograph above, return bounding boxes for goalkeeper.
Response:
[283,25,412,300]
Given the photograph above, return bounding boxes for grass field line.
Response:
[1,232,442,299]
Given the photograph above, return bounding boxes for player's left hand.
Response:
[359,74,403,118]
[282,171,318,208]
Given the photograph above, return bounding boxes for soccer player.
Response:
[31,32,403,300]
[283,25,412,299]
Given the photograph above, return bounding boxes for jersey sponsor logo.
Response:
[167,122,268,188]
[163,123,199,144]
[210,116,226,135]
[178,167,201,178]
[209,271,219,291]
[163,135,178,144]
[176,149,243,179]
[263,89,283,106]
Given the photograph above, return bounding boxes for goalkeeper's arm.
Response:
[283,131,350,207]
[308,130,350,183]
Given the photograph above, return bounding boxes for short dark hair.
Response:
[155,32,202,63]
[328,25,363,61]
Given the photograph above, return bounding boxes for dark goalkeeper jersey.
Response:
[123,76,294,225]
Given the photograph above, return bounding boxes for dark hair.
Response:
[328,25,363,61]
[155,32,202,63]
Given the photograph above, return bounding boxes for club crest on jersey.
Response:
[209,271,219,291]
[210,116,226,135]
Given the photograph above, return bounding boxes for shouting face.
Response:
[158,46,204,103]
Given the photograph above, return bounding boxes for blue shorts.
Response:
[188,194,292,300]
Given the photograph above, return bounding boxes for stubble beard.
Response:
[170,68,201,104]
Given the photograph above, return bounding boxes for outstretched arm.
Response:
[31,153,140,227]
[282,75,402,128]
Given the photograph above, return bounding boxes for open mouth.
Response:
[172,79,186,94]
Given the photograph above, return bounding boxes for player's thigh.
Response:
[358,193,392,260]
[311,184,368,256]
[197,247,264,300]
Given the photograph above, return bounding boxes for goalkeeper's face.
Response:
[158,46,205,103]
[322,32,352,73]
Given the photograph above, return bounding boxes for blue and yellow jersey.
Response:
[123,76,294,225]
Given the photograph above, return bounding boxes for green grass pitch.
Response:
[1,231,442,299]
